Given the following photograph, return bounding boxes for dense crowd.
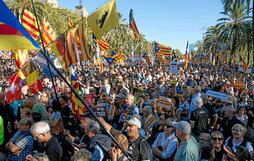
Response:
[0,61,254,161]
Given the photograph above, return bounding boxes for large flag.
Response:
[33,52,57,77]
[13,50,29,69]
[50,35,68,70]
[41,18,56,46]
[87,0,120,38]
[0,0,40,50]
[26,70,43,94]
[6,73,22,104]
[142,53,151,65]
[129,9,141,39]
[21,9,39,40]
[154,42,172,56]
[70,65,85,115]
[104,53,124,65]
[20,61,43,94]
[73,19,90,62]
[239,55,248,72]
[92,34,109,52]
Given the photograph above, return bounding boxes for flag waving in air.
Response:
[0,0,40,50]
[92,34,110,52]
[21,9,39,40]
[155,42,172,56]
[87,0,120,38]
[239,55,248,72]
[6,73,22,104]
[142,53,151,65]
[129,9,141,39]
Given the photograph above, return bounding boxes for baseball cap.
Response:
[172,121,191,135]
[126,117,141,128]
[117,94,126,99]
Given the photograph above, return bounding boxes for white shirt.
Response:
[152,132,178,159]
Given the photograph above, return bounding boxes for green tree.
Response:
[221,0,254,66]
[217,2,251,64]
[5,0,45,21]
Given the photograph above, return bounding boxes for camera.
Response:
[157,146,163,151]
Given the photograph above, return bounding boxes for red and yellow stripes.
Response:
[41,18,56,46]
[21,9,39,40]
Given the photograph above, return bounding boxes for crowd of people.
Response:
[0,61,254,161]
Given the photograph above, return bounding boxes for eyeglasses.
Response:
[165,125,173,128]
[212,137,223,141]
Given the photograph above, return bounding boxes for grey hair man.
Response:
[173,121,199,161]
[30,121,62,161]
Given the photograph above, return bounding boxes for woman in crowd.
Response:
[151,118,178,160]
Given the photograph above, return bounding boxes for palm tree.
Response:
[5,0,45,21]
[203,26,222,63]
[221,0,254,66]
[217,1,251,64]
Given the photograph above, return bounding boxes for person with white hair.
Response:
[189,85,202,114]
[190,97,210,138]
[216,105,244,139]
[29,121,62,161]
[85,120,112,161]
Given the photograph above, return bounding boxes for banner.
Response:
[170,62,178,74]
[145,114,157,129]
[157,96,173,109]
[206,90,234,103]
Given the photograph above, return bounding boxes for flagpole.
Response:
[29,1,131,160]
[30,0,59,101]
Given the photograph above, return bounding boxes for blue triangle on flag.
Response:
[111,51,116,56]
[104,57,115,65]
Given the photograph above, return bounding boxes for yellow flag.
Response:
[87,0,120,38]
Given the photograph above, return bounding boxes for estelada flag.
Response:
[129,9,141,39]
[0,0,40,50]
[6,73,22,104]
[87,0,120,38]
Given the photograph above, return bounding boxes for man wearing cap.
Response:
[173,121,199,161]
[126,117,152,161]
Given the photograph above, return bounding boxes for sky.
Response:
[57,0,224,53]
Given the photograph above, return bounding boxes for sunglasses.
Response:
[165,125,173,128]
[212,137,223,141]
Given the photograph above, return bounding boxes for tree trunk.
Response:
[252,0,254,68]
[229,31,237,64]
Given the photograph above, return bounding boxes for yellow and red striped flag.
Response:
[70,65,85,115]
[41,18,56,46]
[129,9,141,39]
[73,19,90,62]
[239,55,248,72]
[92,34,110,52]
[155,42,172,56]
[21,9,39,40]
[13,49,29,69]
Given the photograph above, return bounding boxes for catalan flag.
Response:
[239,55,248,72]
[50,34,68,70]
[154,42,172,56]
[142,53,151,65]
[158,55,166,64]
[70,65,85,115]
[129,9,141,39]
[41,18,56,46]
[92,34,110,52]
[226,76,246,89]
[73,19,90,62]
[87,0,120,38]
[104,53,124,65]
[21,9,39,40]
[0,0,40,50]
[13,49,29,69]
